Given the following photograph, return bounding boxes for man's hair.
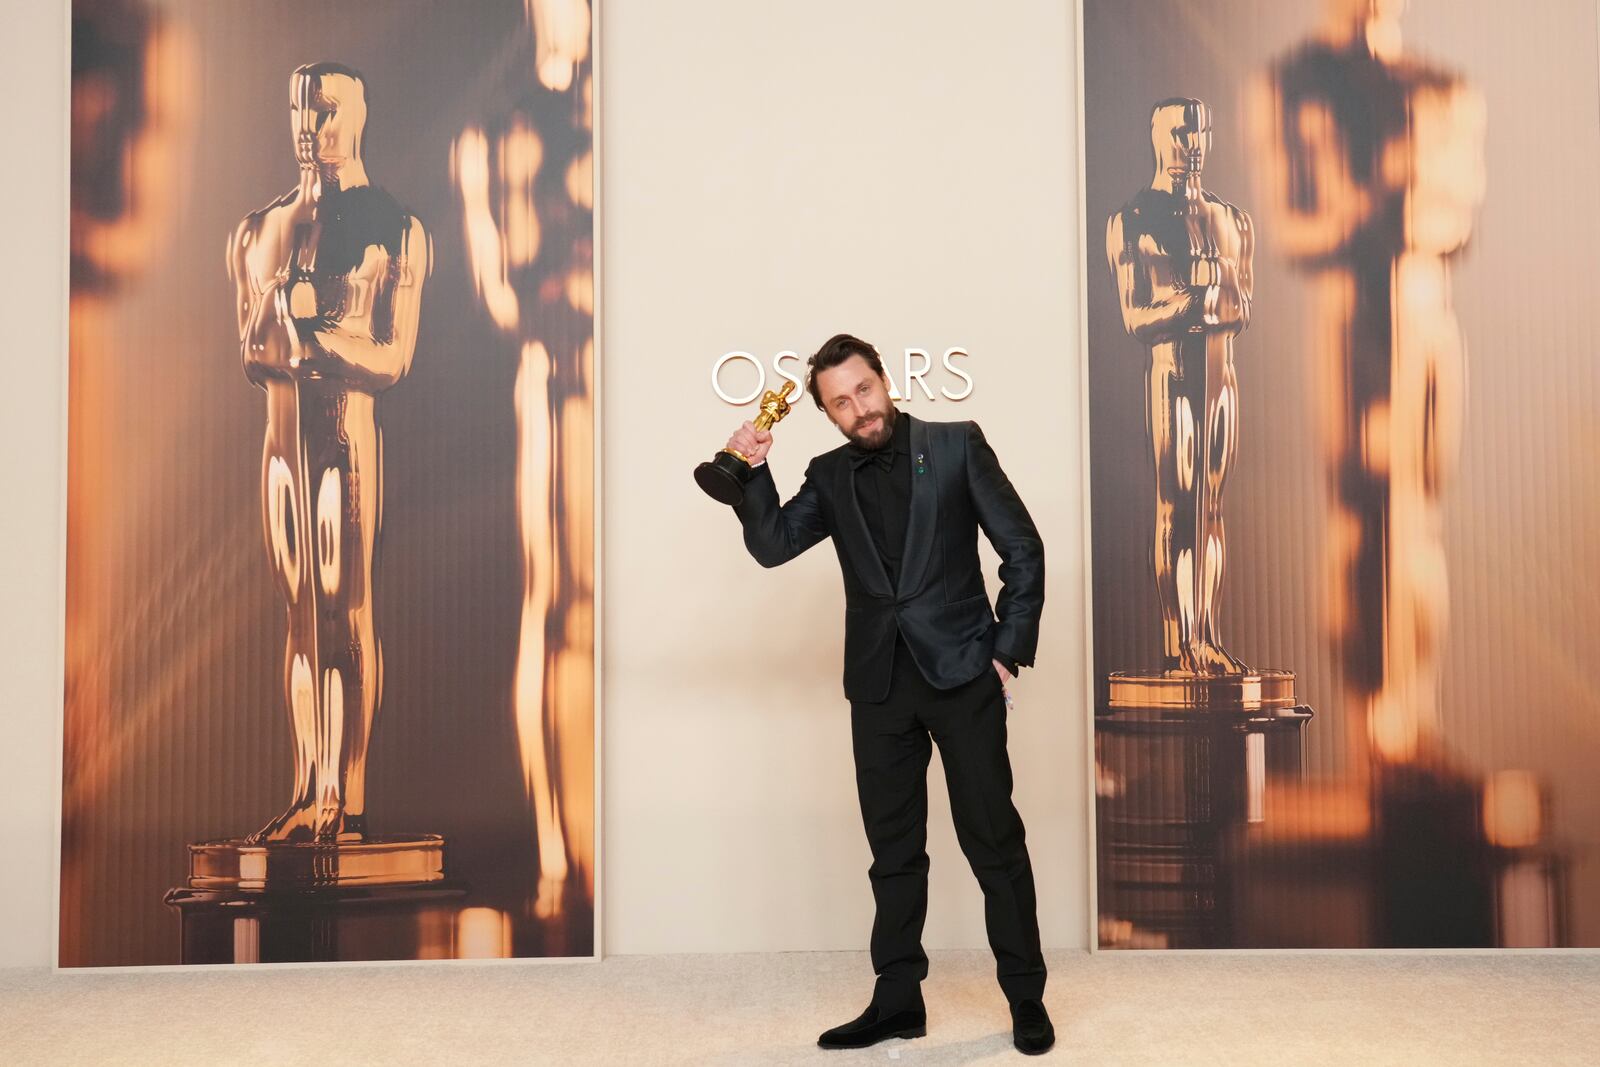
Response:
[806,333,886,411]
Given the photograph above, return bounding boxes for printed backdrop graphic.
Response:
[1082,0,1600,948]
[63,0,596,966]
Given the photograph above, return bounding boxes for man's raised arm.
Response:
[733,461,830,568]
[721,420,829,567]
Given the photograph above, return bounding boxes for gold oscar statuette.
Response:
[694,379,795,505]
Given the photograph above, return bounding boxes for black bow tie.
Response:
[850,447,895,473]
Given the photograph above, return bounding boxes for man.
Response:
[725,334,1053,1054]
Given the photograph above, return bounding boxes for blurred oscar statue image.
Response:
[165,63,461,963]
[1242,0,1566,946]
[1098,99,1311,948]
[450,0,597,954]
[63,0,195,968]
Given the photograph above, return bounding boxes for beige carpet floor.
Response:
[2,949,1597,1065]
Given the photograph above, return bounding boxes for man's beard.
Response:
[844,404,896,450]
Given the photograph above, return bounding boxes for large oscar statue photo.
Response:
[1096,98,1311,949]
[161,63,454,964]
[62,0,598,968]
[1082,0,1593,949]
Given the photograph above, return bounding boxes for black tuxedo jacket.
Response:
[734,414,1044,702]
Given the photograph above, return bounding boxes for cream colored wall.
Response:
[0,0,1088,969]
[1,0,70,969]
[599,0,1087,956]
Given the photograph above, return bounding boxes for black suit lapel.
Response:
[898,414,938,599]
[834,452,893,597]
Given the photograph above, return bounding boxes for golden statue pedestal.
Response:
[1107,669,1300,712]
[1096,670,1312,949]
[164,836,466,964]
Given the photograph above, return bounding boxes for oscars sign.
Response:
[710,346,976,405]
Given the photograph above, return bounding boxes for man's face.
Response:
[290,71,366,169]
[816,353,896,449]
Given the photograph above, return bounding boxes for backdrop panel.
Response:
[1082,0,1599,948]
[63,0,597,966]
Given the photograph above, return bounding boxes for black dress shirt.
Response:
[848,410,912,586]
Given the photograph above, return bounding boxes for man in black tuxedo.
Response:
[725,334,1053,1055]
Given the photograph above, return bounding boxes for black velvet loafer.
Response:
[1011,998,1055,1055]
[817,1003,928,1049]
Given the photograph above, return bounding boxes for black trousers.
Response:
[849,632,1047,1009]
